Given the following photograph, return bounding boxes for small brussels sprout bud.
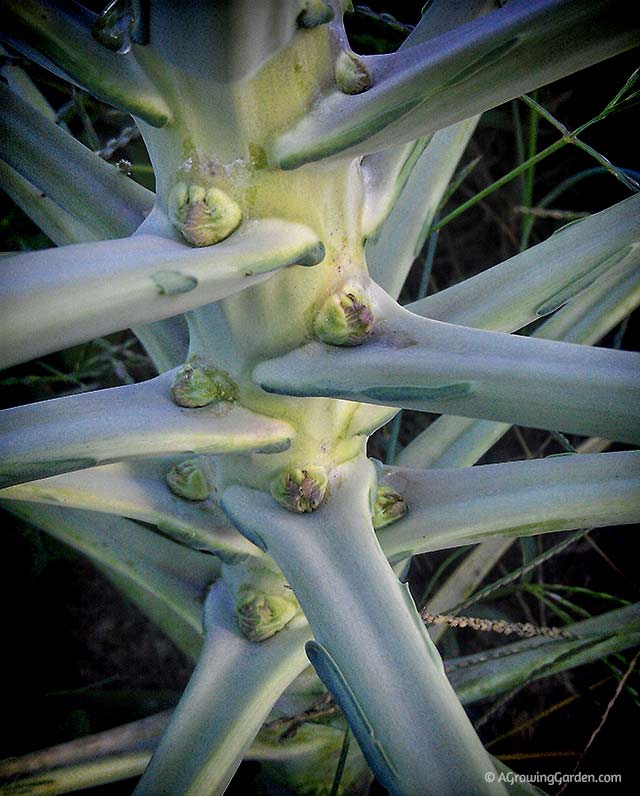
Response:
[169,182,242,247]
[170,356,238,408]
[372,486,408,529]
[335,51,372,95]
[166,457,215,501]
[271,466,328,513]
[91,2,133,52]
[236,589,298,642]
[296,0,334,29]
[313,286,375,346]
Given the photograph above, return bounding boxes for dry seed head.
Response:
[236,589,299,642]
[313,285,375,346]
[166,457,216,501]
[169,182,242,246]
[335,51,373,95]
[372,486,408,529]
[271,466,328,513]
[170,356,238,408]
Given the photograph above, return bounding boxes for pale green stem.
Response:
[0,458,256,562]
[0,174,186,382]
[0,161,99,246]
[408,194,640,332]
[255,287,640,444]
[420,444,612,645]
[271,0,639,167]
[222,456,504,796]
[358,0,490,241]
[378,451,640,561]
[398,416,509,471]
[133,581,312,796]
[0,370,294,488]
[8,601,638,795]
[0,63,182,374]
[366,117,479,299]
[360,137,431,241]
[0,216,323,369]
[132,317,189,373]
[0,714,167,795]
[1,0,171,125]
[0,42,56,120]
[401,0,497,48]
[0,712,356,796]
[401,267,640,640]
[0,84,153,239]
[448,603,640,704]
[0,752,152,796]
[7,255,635,575]
[398,228,640,469]
[3,502,218,659]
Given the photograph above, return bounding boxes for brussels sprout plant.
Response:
[1,1,639,794]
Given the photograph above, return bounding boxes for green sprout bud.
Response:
[296,0,334,29]
[335,51,372,95]
[236,589,299,642]
[271,466,328,513]
[165,457,216,501]
[372,486,408,529]
[313,286,375,346]
[169,182,242,247]
[170,356,238,408]
[91,2,133,52]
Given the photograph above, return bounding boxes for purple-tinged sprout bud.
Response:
[313,286,375,346]
[236,589,299,642]
[169,182,242,247]
[271,466,328,513]
[335,51,372,95]
[170,356,238,408]
[372,486,408,530]
[296,0,334,29]
[166,457,216,501]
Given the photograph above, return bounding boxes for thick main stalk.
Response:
[222,456,504,796]
[134,582,312,796]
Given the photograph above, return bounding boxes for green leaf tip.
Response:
[296,0,335,29]
[270,465,328,513]
[313,284,375,346]
[169,182,242,247]
[170,356,239,408]
[165,456,216,501]
[235,589,300,642]
[372,486,408,530]
[335,51,373,95]
[151,270,198,295]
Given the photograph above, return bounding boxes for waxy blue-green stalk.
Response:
[1,1,640,794]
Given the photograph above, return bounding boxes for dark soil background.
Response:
[1,3,638,794]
